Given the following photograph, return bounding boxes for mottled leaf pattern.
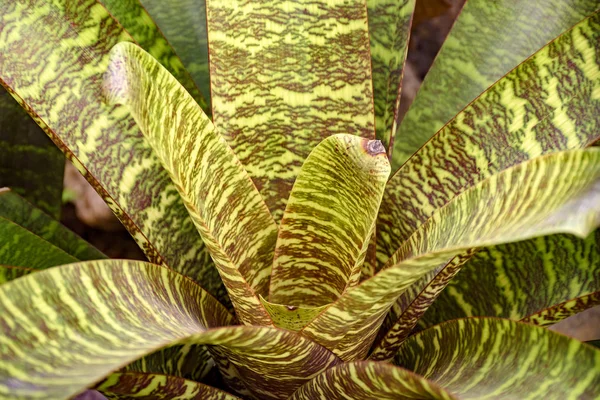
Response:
[396,318,600,399]
[420,231,600,328]
[97,372,240,399]
[0,0,228,306]
[291,361,455,400]
[104,41,278,326]
[0,190,105,261]
[302,149,600,361]
[139,0,211,107]
[269,135,390,309]
[392,0,600,167]
[206,0,376,221]
[0,87,64,219]
[0,265,32,284]
[367,0,415,152]
[378,12,600,267]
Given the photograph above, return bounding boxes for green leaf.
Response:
[0,189,106,261]
[396,318,600,399]
[0,0,228,307]
[419,231,600,329]
[301,148,600,361]
[268,135,390,310]
[99,0,209,112]
[0,265,32,284]
[0,260,340,399]
[104,41,278,326]
[139,0,211,108]
[378,11,600,267]
[291,361,456,400]
[0,87,64,219]
[588,340,600,349]
[97,372,240,399]
[205,0,376,222]
[368,0,415,152]
[391,0,600,167]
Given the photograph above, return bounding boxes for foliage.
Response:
[0,0,599,399]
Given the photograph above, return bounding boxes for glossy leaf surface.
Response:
[105,41,278,326]
[392,0,600,167]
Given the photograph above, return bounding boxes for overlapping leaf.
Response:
[139,0,211,107]
[367,0,415,151]
[205,0,376,221]
[0,87,64,218]
[419,231,600,329]
[392,0,600,167]
[396,318,600,399]
[291,361,455,400]
[268,135,390,310]
[0,0,228,305]
[0,265,31,284]
[301,149,600,361]
[378,11,600,267]
[104,42,278,326]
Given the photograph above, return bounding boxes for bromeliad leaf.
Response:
[392,0,600,167]
[268,135,390,310]
[104,42,278,326]
[205,0,376,221]
[396,318,600,399]
[0,0,228,306]
[302,148,600,361]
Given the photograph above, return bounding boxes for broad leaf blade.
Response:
[206,0,376,221]
[392,0,600,167]
[104,41,278,326]
[368,0,415,152]
[269,135,390,309]
[302,149,600,361]
[396,318,600,399]
[378,11,600,267]
[0,189,106,261]
[291,361,456,400]
[0,0,227,306]
[0,87,64,219]
[139,0,211,108]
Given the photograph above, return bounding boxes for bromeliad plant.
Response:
[1,0,600,398]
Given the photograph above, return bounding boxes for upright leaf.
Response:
[104,42,278,326]
[0,260,339,399]
[0,87,64,219]
[0,0,227,306]
[396,318,600,399]
[268,135,390,309]
[139,0,211,107]
[206,0,376,221]
[367,0,415,152]
[392,0,600,167]
[378,11,600,267]
[302,149,600,361]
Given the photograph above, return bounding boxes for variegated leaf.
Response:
[268,135,389,312]
[206,0,376,221]
[0,265,31,284]
[104,42,278,326]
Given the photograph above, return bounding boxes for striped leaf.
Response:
[368,0,415,152]
[395,318,600,399]
[268,135,390,310]
[419,231,600,329]
[0,0,228,306]
[301,148,600,361]
[205,0,376,221]
[99,0,208,112]
[139,0,211,108]
[0,87,64,219]
[104,42,278,325]
[291,361,455,400]
[0,265,31,284]
[392,0,600,167]
[0,189,106,261]
[378,11,600,267]
[97,372,239,399]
